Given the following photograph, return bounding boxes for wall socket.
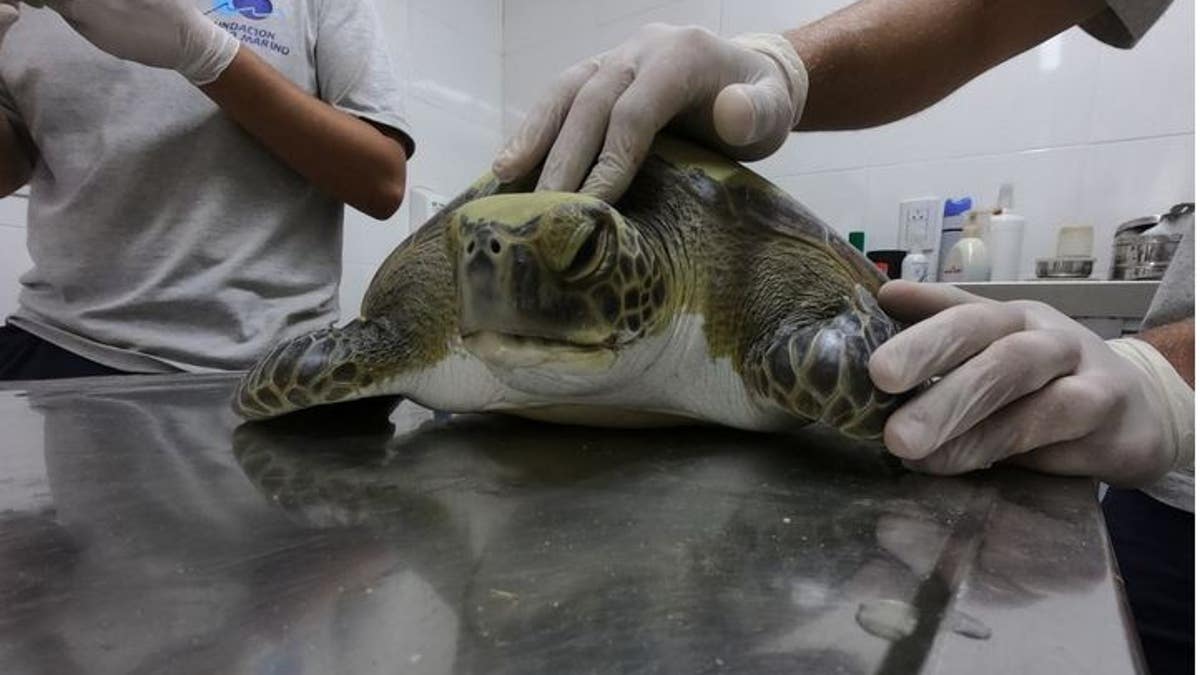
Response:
[898,197,943,251]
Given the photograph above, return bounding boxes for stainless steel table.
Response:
[0,374,1143,674]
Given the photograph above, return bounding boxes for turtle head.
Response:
[449,192,669,385]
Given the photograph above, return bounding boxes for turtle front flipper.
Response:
[234,319,417,420]
[747,286,903,440]
[235,200,467,420]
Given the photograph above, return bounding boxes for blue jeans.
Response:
[1104,487,1194,675]
[0,323,128,380]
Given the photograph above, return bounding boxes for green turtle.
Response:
[233,135,903,439]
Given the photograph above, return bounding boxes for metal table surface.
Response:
[0,374,1142,674]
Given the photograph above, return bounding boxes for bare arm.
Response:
[493,0,1117,200]
[1136,319,1194,387]
[0,114,32,196]
[200,47,409,220]
[788,0,1110,130]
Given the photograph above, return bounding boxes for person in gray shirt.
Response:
[0,0,412,378]
[496,1,1192,673]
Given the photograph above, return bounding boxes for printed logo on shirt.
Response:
[206,0,293,57]
[208,0,274,21]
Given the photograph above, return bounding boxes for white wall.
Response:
[0,191,30,320]
[503,0,1195,279]
[1,0,1191,321]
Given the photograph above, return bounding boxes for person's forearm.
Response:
[200,47,408,219]
[786,0,1109,130]
[0,114,32,197]
[1136,319,1194,388]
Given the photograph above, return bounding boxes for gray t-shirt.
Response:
[1084,0,1173,48]
[1086,0,1194,513]
[0,1,410,373]
[1140,222,1193,512]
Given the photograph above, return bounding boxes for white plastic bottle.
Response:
[936,197,972,281]
[941,213,991,282]
[988,183,1026,281]
[901,248,930,282]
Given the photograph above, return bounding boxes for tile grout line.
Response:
[765,131,1195,179]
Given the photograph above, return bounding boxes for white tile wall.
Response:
[2,0,1192,323]
[502,0,1196,281]
[0,194,29,319]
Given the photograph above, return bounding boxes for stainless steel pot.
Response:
[1110,204,1193,280]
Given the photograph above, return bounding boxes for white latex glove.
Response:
[869,281,1193,486]
[43,0,239,85]
[493,23,809,203]
[0,1,21,45]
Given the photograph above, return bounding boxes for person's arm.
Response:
[1135,319,1194,386]
[42,0,408,220]
[200,47,408,220]
[868,282,1192,487]
[0,114,32,196]
[0,0,30,196]
[789,0,1109,130]
[495,0,1112,202]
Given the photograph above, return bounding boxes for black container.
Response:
[867,249,907,280]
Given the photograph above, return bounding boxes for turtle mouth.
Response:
[461,330,617,371]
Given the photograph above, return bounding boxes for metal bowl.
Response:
[1036,257,1095,279]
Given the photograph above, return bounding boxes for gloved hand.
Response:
[493,23,809,203]
[43,0,239,85]
[869,281,1193,486]
[0,1,21,45]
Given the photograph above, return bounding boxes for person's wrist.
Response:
[1107,337,1195,472]
[178,13,239,86]
[729,32,809,129]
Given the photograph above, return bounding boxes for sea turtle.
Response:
[233,135,903,439]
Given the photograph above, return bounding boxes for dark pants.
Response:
[0,323,129,381]
[1104,488,1195,675]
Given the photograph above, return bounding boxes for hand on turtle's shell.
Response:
[869,281,1185,487]
[493,24,807,203]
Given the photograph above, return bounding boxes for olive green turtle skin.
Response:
[233,136,903,439]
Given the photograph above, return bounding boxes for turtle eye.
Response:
[563,219,611,284]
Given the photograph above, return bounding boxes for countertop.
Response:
[951,280,1159,319]
[0,374,1144,674]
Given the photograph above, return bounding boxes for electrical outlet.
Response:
[898,197,943,251]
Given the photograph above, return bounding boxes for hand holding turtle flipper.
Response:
[493,24,808,203]
[868,281,1193,487]
[42,0,239,85]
